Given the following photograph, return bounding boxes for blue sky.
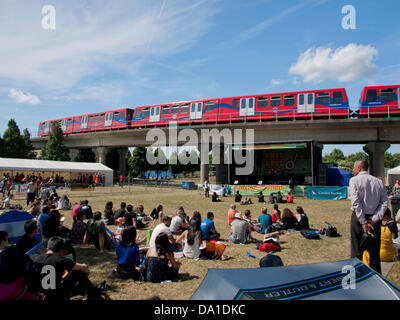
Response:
[0,0,399,156]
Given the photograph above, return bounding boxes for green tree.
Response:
[39,121,70,161]
[3,119,30,158]
[168,150,183,177]
[323,148,345,164]
[128,147,149,178]
[23,128,36,159]
[346,152,369,163]
[151,148,168,178]
[75,148,96,162]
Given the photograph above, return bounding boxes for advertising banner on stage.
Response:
[231,185,305,196]
[14,184,28,197]
[306,186,348,200]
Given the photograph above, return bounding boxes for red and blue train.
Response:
[37,85,400,136]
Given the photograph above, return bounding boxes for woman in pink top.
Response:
[228,204,238,225]
[71,202,81,223]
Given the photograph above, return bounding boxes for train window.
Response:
[308,94,314,104]
[68,119,73,126]
[142,108,149,117]
[299,95,304,105]
[151,108,154,116]
[135,110,142,118]
[381,89,394,101]
[171,105,179,114]
[114,112,120,120]
[366,89,378,102]
[180,104,189,113]
[257,97,268,108]
[317,92,330,104]
[270,96,281,107]
[88,116,93,123]
[284,95,295,106]
[100,114,105,122]
[205,101,214,111]
[332,91,343,104]
[120,111,125,119]
[162,106,170,115]
[232,99,239,109]
[94,115,99,123]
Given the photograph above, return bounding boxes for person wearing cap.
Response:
[231,212,253,244]
[114,217,126,242]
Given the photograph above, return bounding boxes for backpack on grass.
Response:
[300,229,320,240]
[325,222,340,237]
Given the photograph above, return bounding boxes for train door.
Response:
[306,93,315,112]
[190,102,203,120]
[105,112,113,126]
[239,98,255,116]
[149,106,161,122]
[398,88,400,108]
[81,116,88,129]
[297,94,306,113]
[61,119,67,131]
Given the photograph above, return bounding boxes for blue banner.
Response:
[306,186,348,200]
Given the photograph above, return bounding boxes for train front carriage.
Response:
[359,85,400,117]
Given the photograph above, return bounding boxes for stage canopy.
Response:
[0,157,113,186]
[387,165,400,187]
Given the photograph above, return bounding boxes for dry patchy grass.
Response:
[11,185,399,300]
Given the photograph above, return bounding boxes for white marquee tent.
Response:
[0,157,113,186]
[387,166,400,188]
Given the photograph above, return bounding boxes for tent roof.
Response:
[0,157,112,173]
[388,166,400,174]
[191,258,400,300]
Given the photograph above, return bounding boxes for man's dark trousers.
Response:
[350,212,381,274]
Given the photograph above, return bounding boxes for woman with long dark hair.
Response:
[115,227,142,280]
[280,208,298,230]
[145,233,181,282]
[295,206,310,230]
[104,201,115,225]
[43,209,70,239]
[176,219,204,259]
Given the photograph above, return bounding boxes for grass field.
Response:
[11,185,400,300]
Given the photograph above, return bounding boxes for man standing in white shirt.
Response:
[349,160,388,273]
[26,178,37,206]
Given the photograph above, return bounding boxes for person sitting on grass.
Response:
[42,209,71,240]
[272,204,281,223]
[84,211,116,254]
[27,200,41,218]
[115,227,143,280]
[268,193,276,204]
[135,205,150,229]
[244,210,261,233]
[57,195,72,210]
[176,219,205,260]
[113,218,126,242]
[227,204,238,226]
[295,206,310,230]
[189,211,202,225]
[145,233,181,283]
[149,215,181,252]
[104,201,115,225]
[150,204,163,223]
[212,192,221,202]
[32,236,107,300]
[258,191,266,203]
[114,202,127,222]
[258,207,272,234]
[276,191,286,203]
[37,206,51,235]
[170,209,189,236]
[1,194,14,209]
[234,191,242,203]
[240,197,253,205]
[70,210,87,245]
[201,212,220,241]
[280,208,298,230]
[230,212,254,244]
[124,204,137,228]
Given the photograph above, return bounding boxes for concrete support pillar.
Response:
[199,143,210,184]
[213,144,228,185]
[363,142,390,182]
[200,163,209,185]
[117,147,128,177]
[96,147,108,165]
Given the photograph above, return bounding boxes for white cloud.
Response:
[270,79,283,86]
[8,89,40,105]
[289,43,378,83]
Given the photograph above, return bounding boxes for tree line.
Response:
[0,119,201,178]
[323,148,400,171]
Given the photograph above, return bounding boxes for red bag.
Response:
[258,243,280,253]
